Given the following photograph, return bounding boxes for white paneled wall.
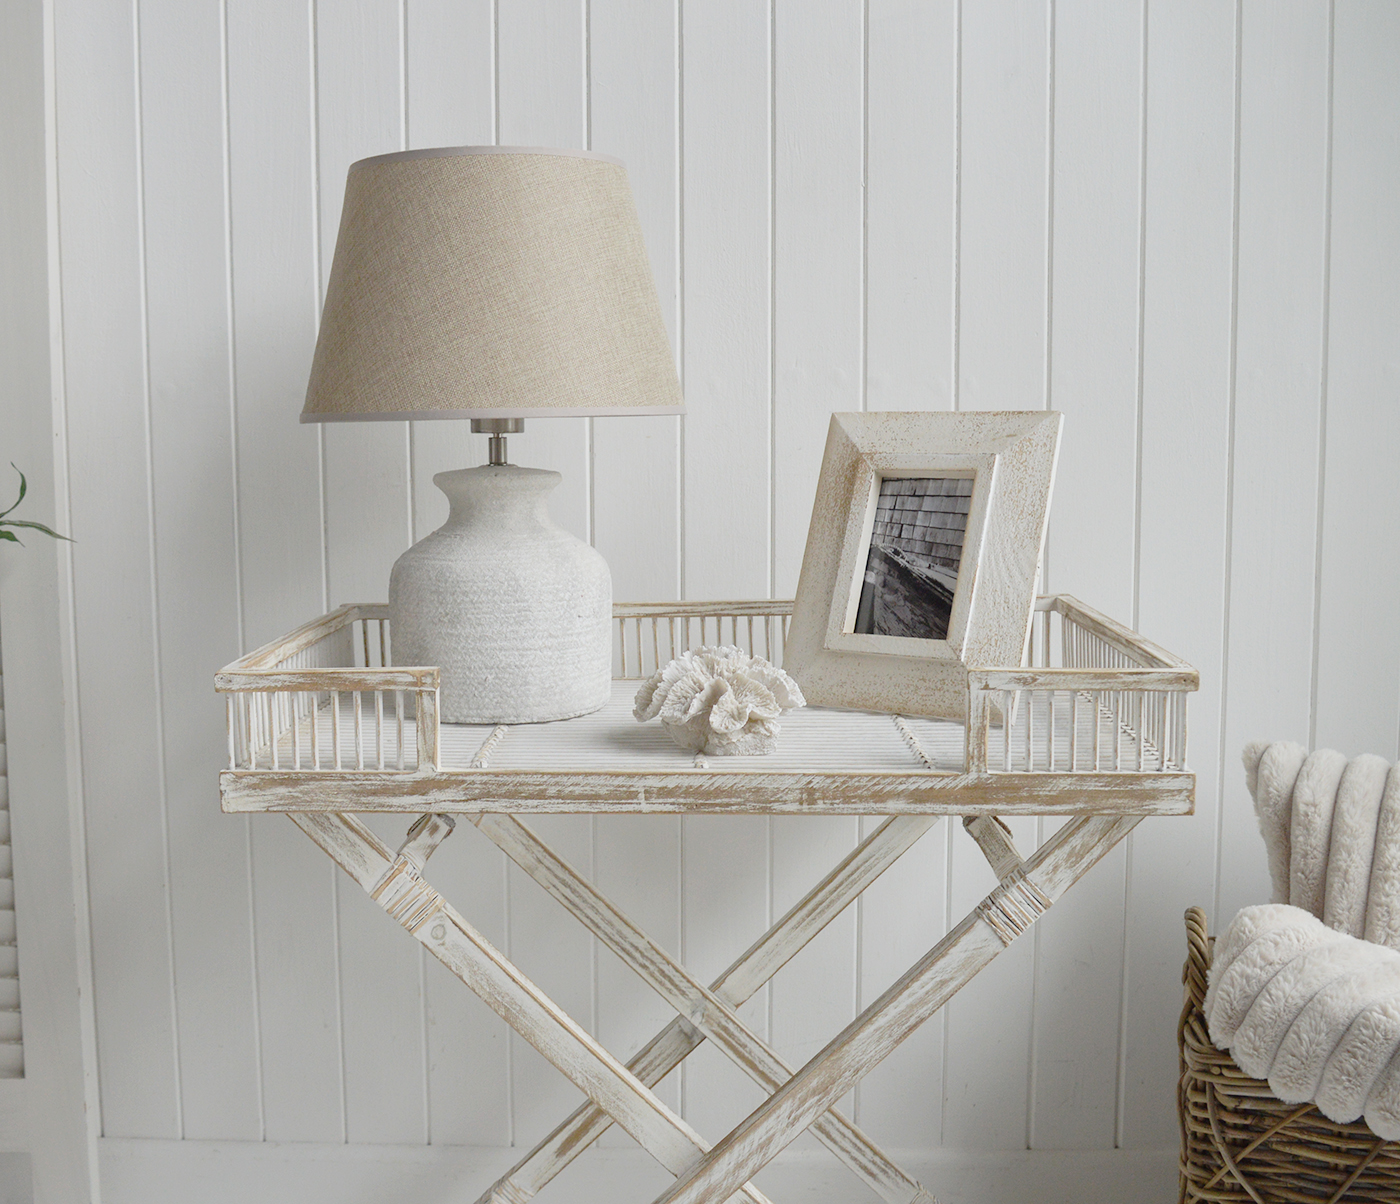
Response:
[43,0,1400,1175]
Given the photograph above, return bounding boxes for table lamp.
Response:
[302,146,683,723]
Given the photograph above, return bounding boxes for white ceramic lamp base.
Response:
[389,465,612,724]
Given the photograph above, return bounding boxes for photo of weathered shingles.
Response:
[855,477,973,641]
[869,477,972,572]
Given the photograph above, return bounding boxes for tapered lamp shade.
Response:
[301,146,683,422]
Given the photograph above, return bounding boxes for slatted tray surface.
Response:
[259,680,1163,775]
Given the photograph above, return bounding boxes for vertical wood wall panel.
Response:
[1031,0,1143,1151]
[49,0,1400,1164]
[1217,0,1332,925]
[505,814,593,1144]
[766,0,865,1151]
[423,828,510,1147]
[865,1,956,416]
[137,0,260,1142]
[679,0,772,600]
[944,819,1035,1149]
[54,0,180,1141]
[957,0,1050,413]
[226,0,344,1143]
[317,0,414,614]
[855,818,948,1147]
[590,0,682,605]
[397,0,513,1146]
[942,0,1048,1150]
[495,0,590,545]
[678,815,770,1141]
[769,817,861,1134]
[594,815,682,1146]
[856,3,955,1144]
[491,0,596,1147]
[587,5,686,1143]
[314,0,428,1147]
[1121,0,1237,1149]
[771,0,864,596]
[1313,1,1400,759]
[226,4,328,651]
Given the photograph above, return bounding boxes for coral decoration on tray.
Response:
[633,646,806,756]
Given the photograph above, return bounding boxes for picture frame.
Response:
[784,410,1062,721]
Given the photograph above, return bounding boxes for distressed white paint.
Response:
[15,1,1400,1200]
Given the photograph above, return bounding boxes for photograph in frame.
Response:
[852,475,974,641]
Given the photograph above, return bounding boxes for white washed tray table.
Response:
[216,596,1197,1204]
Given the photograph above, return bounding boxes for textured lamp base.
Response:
[389,465,611,723]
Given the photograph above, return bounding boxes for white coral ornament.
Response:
[633,646,806,756]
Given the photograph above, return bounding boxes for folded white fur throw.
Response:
[1207,905,1400,1137]
[1326,755,1393,937]
[1242,741,1306,905]
[1204,904,1331,1044]
[1243,743,1400,948]
[1367,768,1400,948]
[1290,749,1349,919]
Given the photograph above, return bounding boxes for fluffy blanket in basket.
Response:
[1203,743,1400,1137]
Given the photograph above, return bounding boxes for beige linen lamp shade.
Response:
[301,145,683,421]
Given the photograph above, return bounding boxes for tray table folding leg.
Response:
[652,812,1142,1204]
[290,809,776,1204]
[289,802,1137,1204]
[477,814,944,1204]
[467,810,938,1204]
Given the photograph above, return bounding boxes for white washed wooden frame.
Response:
[784,411,1063,721]
[217,597,1194,1203]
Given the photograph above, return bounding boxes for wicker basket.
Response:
[1179,907,1400,1203]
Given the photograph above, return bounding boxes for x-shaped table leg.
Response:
[652,813,1142,1204]
[291,810,775,1204]
[475,813,942,1204]
[467,810,937,1204]
[293,807,1137,1204]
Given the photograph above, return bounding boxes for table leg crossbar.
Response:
[291,807,1140,1204]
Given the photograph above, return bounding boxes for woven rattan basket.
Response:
[1179,906,1400,1203]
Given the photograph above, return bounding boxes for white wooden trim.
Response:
[95,1138,1178,1204]
[0,0,100,1196]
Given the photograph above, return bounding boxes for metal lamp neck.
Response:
[471,417,525,467]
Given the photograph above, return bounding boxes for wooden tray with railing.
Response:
[216,596,1197,817]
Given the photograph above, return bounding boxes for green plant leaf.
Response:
[0,466,24,520]
[0,530,19,544]
[2,519,72,542]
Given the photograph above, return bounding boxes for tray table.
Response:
[216,595,1197,1204]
